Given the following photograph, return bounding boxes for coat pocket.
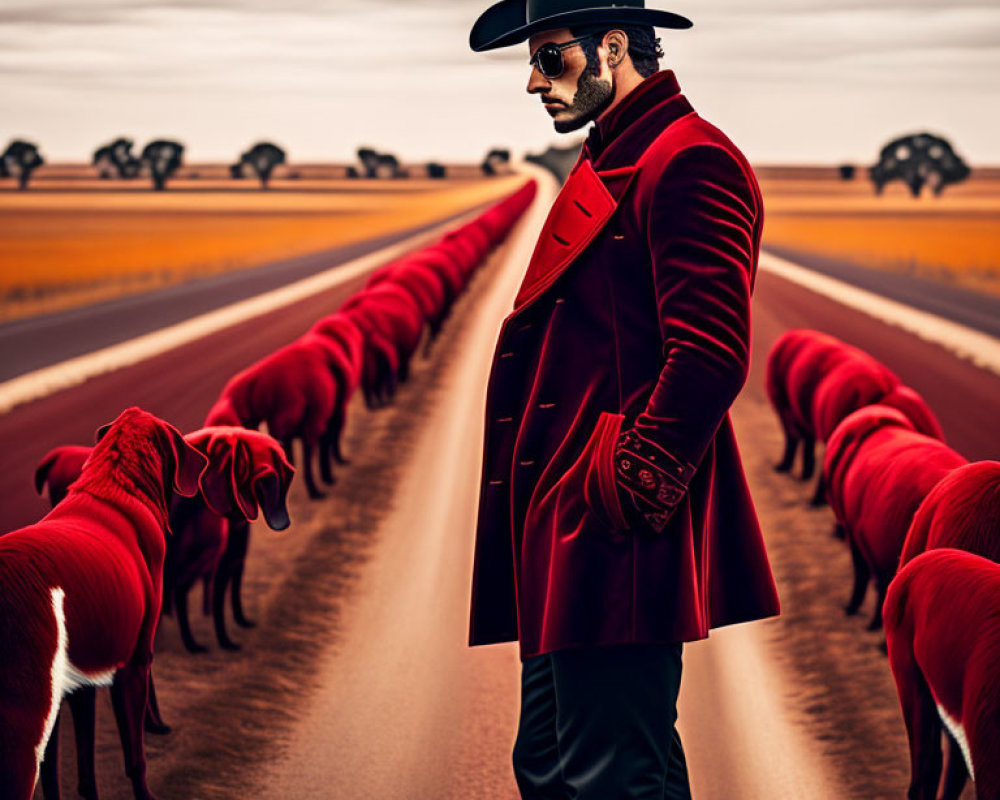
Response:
[524,411,631,543]
[582,411,630,534]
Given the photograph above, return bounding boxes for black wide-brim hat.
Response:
[470,0,692,52]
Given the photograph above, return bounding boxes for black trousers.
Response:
[513,642,691,800]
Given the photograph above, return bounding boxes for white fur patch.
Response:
[35,587,70,778]
[937,702,975,782]
[34,587,116,784]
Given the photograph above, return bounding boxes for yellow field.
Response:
[0,174,524,322]
[758,168,1000,298]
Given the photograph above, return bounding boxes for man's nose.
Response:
[526,64,550,95]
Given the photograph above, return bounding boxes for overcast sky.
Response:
[2,0,998,165]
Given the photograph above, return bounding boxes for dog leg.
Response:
[110,664,158,800]
[39,708,61,800]
[279,437,296,468]
[143,673,170,736]
[67,687,99,800]
[175,582,208,654]
[212,541,241,652]
[868,577,888,632]
[800,434,816,480]
[774,428,798,474]
[845,537,870,616]
[938,730,968,800]
[329,406,349,466]
[318,432,336,486]
[201,575,211,618]
[301,438,326,500]
[809,471,827,507]
[0,739,39,800]
[384,362,399,405]
[227,520,256,629]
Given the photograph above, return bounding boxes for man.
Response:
[467,2,781,797]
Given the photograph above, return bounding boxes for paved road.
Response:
[764,244,1000,339]
[0,202,498,382]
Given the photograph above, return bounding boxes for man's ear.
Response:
[604,29,628,68]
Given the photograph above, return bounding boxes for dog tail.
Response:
[34,449,61,497]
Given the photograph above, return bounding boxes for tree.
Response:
[357,147,380,178]
[93,137,141,179]
[2,139,44,190]
[838,164,856,181]
[481,147,511,176]
[233,141,286,189]
[869,132,970,197]
[426,161,447,179]
[356,147,403,178]
[140,140,184,191]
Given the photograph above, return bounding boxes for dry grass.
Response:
[759,170,1000,298]
[0,174,524,322]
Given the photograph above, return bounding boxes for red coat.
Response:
[468,70,780,659]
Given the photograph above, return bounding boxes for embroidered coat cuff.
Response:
[613,428,698,533]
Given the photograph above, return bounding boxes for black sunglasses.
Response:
[528,35,594,79]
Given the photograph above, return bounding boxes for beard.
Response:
[553,68,614,133]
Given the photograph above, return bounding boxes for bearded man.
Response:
[467,2,781,797]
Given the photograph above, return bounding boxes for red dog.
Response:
[884,548,1000,799]
[808,351,900,506]
[836,421,966,629]
[768,329,857,481]
[811,352,900,445]
[33,424,293,800]
[340,283,426,383]
[0,407,207,800]
[823,405,915,536]
[204,332,349,498]
[337,306,401,409]
[877,384,945,443]
[175,426,295,654]
[900,459,1000,567]
[366,257,450,355]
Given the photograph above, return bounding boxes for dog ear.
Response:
[231,438,259,522]
[163,421,208,498]
[197,437,237,517]
[254,471,291,531]
[94,422,113,443]
[34,449,59,496]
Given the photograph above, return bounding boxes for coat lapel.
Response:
[511,159,637,313]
